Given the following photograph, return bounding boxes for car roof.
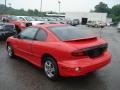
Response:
[35,24,65,28]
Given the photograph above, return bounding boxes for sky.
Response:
[0,0,120,12]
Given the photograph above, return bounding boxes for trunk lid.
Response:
[64,36,106,50]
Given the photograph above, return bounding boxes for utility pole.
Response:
[58,1,61,14]
[4,0,7,14]
[5,0,7,7]
[40,0,42,17]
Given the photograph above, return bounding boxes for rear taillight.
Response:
[71,50,85,57]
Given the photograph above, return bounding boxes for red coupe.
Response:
[6,24,111,80]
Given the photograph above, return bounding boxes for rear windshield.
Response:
[49,25,89,41]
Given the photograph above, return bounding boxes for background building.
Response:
[65,12,107,25]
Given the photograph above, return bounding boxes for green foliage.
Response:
[94,2,120,23]
[111,4,120,16]
[110,4,120,23]
[0,4,46,16]
[94,2,110,13]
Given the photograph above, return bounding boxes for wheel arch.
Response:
[41,53,60,79]
[41,53,57,65]
[6,42,11,47]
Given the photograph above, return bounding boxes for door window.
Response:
[20,27,38,40]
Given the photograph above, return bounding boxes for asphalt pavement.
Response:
[0,25,120,90]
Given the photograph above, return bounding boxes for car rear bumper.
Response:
[58,51,111,77]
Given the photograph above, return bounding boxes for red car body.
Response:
[9,20,26,30]
[6,24,111,77]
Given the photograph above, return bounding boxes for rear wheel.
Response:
[7,45,15,58]
[43,57,59,80]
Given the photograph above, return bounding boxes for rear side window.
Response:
[20,27,38,40]
[35,29,47,41]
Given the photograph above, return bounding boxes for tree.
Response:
[34,9,39,16]
[111,4,120,16]
[0,4,51,17]
[110,4,120,23]
[0,4,6,14]
[94,2,110,13]
[27,9,34,16]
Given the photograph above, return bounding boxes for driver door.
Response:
[15,27,38,61]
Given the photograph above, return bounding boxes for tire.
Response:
[7,44,15,58]
[43,57,59,80]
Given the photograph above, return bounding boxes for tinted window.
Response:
[20,27,38,40]
[49,26,89,41]
[35,29,47,41]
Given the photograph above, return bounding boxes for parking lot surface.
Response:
[0,25,120,90]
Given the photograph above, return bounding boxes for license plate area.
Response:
[88,48,102,58]
[84,44,107,58]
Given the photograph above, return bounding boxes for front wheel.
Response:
[7,45,15,58]
[43,57,59,80]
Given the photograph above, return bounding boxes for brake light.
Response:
[71,49,85,57]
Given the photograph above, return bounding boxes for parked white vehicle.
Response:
[117,22,120,31]
[17,16,45,25]
[87,21,106,28]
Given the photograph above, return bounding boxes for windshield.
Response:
[49,25,91,41]
[24,16,35,21]
[33,17,44,21]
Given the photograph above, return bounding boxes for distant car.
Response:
[67,19,80,26]
[117,22,120,31]
[0,22,16,40]
[17,16,45,25]
[87,21,106,28]
[32,17,46,21]
[73,19,80,24]
[31,17,64,24]
[87,21,95,27]
[8,15,32,33]
[55,18,67,24]
[45,21,62,24]
[6,24,111,80]
[106,22,113,26]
